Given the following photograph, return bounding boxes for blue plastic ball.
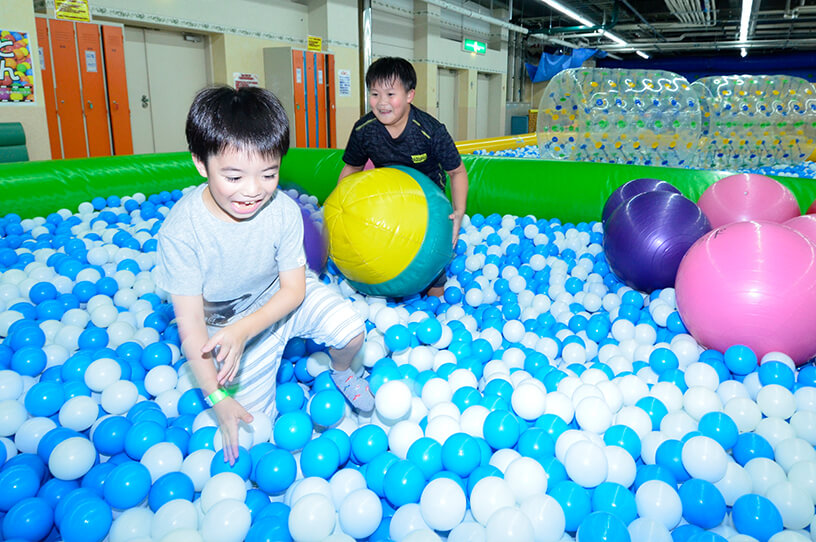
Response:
[483,409,521,449]
[272,411,313,452]
[211,446,253,479]
[732,432,774,466]
[758,361,795,390]
[697,411,738,450]
[365,452,399,497]
[549,480,592,532]
[731,494,783,542]
[102,461,151,509]
[123,421,166,460]
[0,465,40,512]
[350,424,388,465]
[576,511,631,542]
[724,344,758,375]
[678,478,726,529]
[299,437,341,479]
[275,382,305,414]
[148,471,195,511]
[591,482,637,524]
[440,432,480,478]
[58,495,112,542]
[308,389,346,427]
[383,459,425,507]
[253,448,297,495]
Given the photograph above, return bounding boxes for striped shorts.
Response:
[224,276,364,417]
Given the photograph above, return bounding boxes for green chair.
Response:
[0,122,29,163]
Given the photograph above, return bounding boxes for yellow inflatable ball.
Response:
[323,166,453,297]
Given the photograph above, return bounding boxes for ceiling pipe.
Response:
[604,37,816,51]
[421,0,529,34]
[617,0,668,42]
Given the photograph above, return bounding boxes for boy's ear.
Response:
[191,155,209,178]
[407,89,415,103]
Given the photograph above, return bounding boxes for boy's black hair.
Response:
[186,85,290,165]
[365,57,416,92]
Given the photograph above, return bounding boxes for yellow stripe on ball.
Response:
[323,168,429,285]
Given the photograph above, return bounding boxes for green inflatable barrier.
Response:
[2,148,816,223]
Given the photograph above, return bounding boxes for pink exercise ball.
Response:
[697,173,800,229]
[808,198,816,215]
[675,221,816,365]
[784,214,816,246]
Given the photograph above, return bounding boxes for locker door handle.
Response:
[141,95,150,108]
[87,101,93,110]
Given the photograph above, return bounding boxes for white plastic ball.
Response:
[503,456,548,503]
[681,435,728,483]
[152,499,197,541]
[339,488,382,539]
[564,439,607,488]
[14,416,57,454]
[201,499,251,542]
[419,477,467,531]
[635,480,682,530]
[58,395,99,431]
[200,472,246,513]
[48,436,96,480]
[469,476,515,526]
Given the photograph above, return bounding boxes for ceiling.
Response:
[490,0,816,58]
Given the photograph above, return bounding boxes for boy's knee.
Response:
[344,331,365,352]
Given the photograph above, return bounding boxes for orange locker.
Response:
[292,51,307,148]
[75,22,112,157]
[34,18,62,159]
[314,52,327,148]
[326,53,336,148]
[101,25,133,155]
[48,19,87,159]
[304,51,317,147]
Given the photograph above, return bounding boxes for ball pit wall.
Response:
[3,148,816,224]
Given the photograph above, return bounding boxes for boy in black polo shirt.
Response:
[339,57,469,296]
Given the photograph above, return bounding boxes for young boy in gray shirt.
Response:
[154,86,373,465]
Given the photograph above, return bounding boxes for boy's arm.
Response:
[447,162,469,247]
[202,265,306,384]
[339,163,364,182]
[171,293,253,465]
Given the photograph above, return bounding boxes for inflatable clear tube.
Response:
[693,74,816,170]
[537,68,703,168]
[537,68,816,170]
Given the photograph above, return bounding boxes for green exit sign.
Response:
[463,39,486,55]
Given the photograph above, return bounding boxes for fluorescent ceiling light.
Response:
[739,0,753,43]
[539,1,630,48]
[636,50,650,59]
[539,0,595,28]
[601,30,628,46]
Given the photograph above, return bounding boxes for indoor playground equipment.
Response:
[537,68,816,170]
[4,143,816,541]
[537,68,703,168]
[323,166,453,297]
[694,75,816,170]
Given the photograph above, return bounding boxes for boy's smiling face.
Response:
[368,77,415,136]
[193,146,281,223]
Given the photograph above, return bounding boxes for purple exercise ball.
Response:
[602,178,683,225]
[603,191,711,292]
[299,206,328,274]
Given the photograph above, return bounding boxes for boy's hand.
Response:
[449,211,464,248]
[213,397,254,466]
[202,320,251,385]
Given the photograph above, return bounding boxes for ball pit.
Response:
[1,149,816,542]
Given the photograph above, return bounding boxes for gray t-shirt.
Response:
[153,184,307,328]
